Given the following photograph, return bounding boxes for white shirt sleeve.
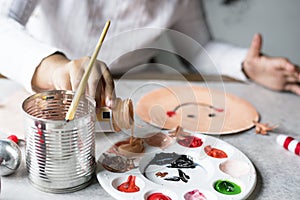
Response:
[171,0,249,81]
[0,2,59,92]
[204,41,248,81]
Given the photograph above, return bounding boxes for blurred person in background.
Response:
[0,0,299,98]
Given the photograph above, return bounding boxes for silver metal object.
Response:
[0,139,21,176]
[22,90,96,193]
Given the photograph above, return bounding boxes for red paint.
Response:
[166,111,176,117]
[283,136,294,150]
[204,145,227,158]
[147,192,172,200]
[7,135,19,144]
[178,136,203,148]
[117,175,140,193]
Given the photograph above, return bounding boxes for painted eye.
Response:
[166,102,223,118]
[187,114,195,118]
[208,113,216,117]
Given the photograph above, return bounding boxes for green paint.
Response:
[214,180,241,195]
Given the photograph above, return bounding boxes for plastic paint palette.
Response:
[97,132,256,200]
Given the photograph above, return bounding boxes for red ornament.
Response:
[7,135,19,144]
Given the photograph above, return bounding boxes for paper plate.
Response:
[96,131,256,200]
[135,86,259,135]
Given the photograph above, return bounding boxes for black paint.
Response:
[164,169,191,183]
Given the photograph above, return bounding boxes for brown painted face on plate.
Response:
[136,86,259,135]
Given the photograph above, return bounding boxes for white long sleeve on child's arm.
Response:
[0,7,58,92]
[203,41,248,81]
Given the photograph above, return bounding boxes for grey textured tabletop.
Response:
[1,78,300,200]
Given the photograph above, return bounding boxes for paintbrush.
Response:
[65,20,110,122]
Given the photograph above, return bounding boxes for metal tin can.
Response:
[22,90,96,193]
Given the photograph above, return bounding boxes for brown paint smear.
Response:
[118,125,145,157]
[144,132,172,149]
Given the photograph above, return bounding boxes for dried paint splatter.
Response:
[155,172,168,178]
[101,153,136,173]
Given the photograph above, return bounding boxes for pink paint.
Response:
[184,189,207,200]
[214,108,224,112]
